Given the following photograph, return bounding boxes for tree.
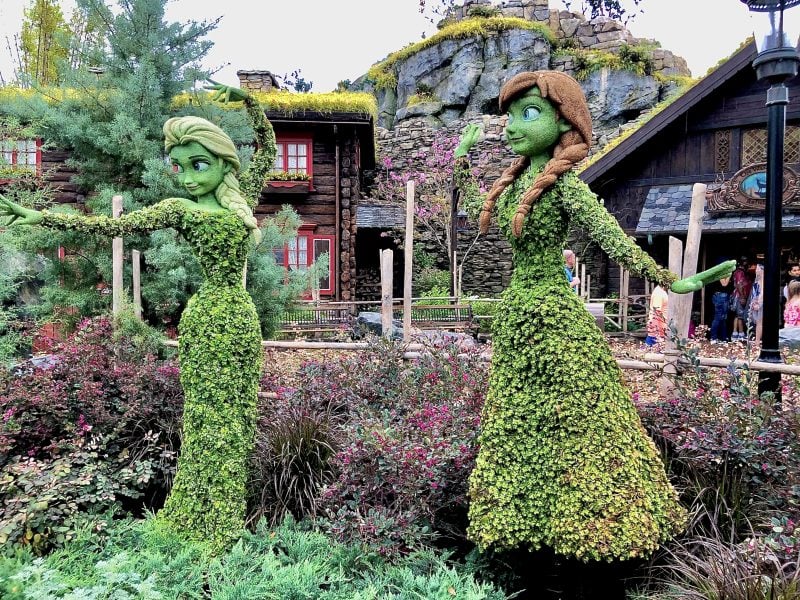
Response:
[374,131,496,297]
[0,0,307,342]
[560,0,643,24]
[19,0,71,86]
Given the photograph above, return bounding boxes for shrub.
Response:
[0,316,183,554]
[636,344,800,560]
[312,339,489,556]
[0,516,507,599]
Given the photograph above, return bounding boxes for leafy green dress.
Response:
[466,165,686,561]
[40,201,262,549]
[36,95,276,552]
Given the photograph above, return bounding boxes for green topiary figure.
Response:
[0,82,276,552]
[454,71,733,561]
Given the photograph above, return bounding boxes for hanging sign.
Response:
[706,162,800,213]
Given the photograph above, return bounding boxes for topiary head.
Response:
[163,116,261,244]
[480,71,593,237]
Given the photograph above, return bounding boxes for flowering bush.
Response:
[0,316,183,553]
[271,338,491,557]
[636,346,800,562]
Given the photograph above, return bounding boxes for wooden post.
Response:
[580,263,587,301]
[132,249,142,319]
[112,195,123,317]
[673,183,706,339]
[380,249,394,337]
[403,181,414,342]
[621,268,630,333]
[660,236,684,398]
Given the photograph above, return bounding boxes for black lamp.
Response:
[740,0,800,401]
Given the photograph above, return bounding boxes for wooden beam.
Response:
[112,195,123,317]
[403,181,414,341]
[380,249,393,337]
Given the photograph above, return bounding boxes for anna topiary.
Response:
[0,81,276,553]
[454,71,734,561]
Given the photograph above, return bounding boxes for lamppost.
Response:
[740,0,800,400]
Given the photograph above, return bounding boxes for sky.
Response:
[0,0,761,92]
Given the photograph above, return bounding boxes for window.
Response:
[0,138,42,178]
[742,126,800,165]
[273,225,335,296]
[274,134,313,178]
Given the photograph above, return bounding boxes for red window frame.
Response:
[274,134,313,183]
[0,138,42,179]
[273,224,335,297]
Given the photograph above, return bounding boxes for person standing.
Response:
[708,273,734,343]
[731,257,753,341]
[748,264,764,344]
[645,284,669,346]
[563,248,580,293]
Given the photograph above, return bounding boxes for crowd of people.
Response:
[563,250,800,347]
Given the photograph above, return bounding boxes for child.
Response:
[748,264,764,344]
[784,280,800,327]
[645,284,669,346]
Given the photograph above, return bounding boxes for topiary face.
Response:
[169,141,230,202]
[504,87,572,160]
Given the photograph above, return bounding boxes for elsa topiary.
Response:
[454,71,734,561]
[0,81,277,552]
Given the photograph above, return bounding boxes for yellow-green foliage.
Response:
[368,17,556,91]
[406,92,439,106]
[555,43,655,81]
[467,166,685,561]
[267,170,310,181]
[172,90,378,120]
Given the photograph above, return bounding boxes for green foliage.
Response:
[467,165,684,561]
[0,517,506,598]
[247,205,308,338]
[466,4,501,18]
[416,269,451,296]
[266,170,311,181]
[556,44,654,81]
[367,17,555,91]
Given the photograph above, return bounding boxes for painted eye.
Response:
[522,106,541,121]
[506,113,514,124]
[194,161,210,172]
[173,164,183,174]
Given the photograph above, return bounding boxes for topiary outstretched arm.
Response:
[38,198,186,236]
[561,174,677,288]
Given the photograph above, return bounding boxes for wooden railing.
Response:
[275,298,479,339]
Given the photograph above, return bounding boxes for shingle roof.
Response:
[636,184,800,234]
[356,202,405,229]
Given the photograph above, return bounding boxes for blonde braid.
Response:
[216,171,262,245]
[511,130,589,237]
[163,116,261,245]
[479,156,529,234]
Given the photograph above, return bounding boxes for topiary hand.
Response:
[0,194,42,227]
[454,123,482,158]
[670,259,736,294]
[204,78,250,104]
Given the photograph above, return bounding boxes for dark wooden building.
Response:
[0,72,377,303]
[580,40,800,322]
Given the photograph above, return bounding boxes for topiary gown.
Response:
[466,165,686,561]
[40,201,263,550]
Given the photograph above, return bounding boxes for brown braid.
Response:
[480,71,593,237]
[479,156,529,233]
